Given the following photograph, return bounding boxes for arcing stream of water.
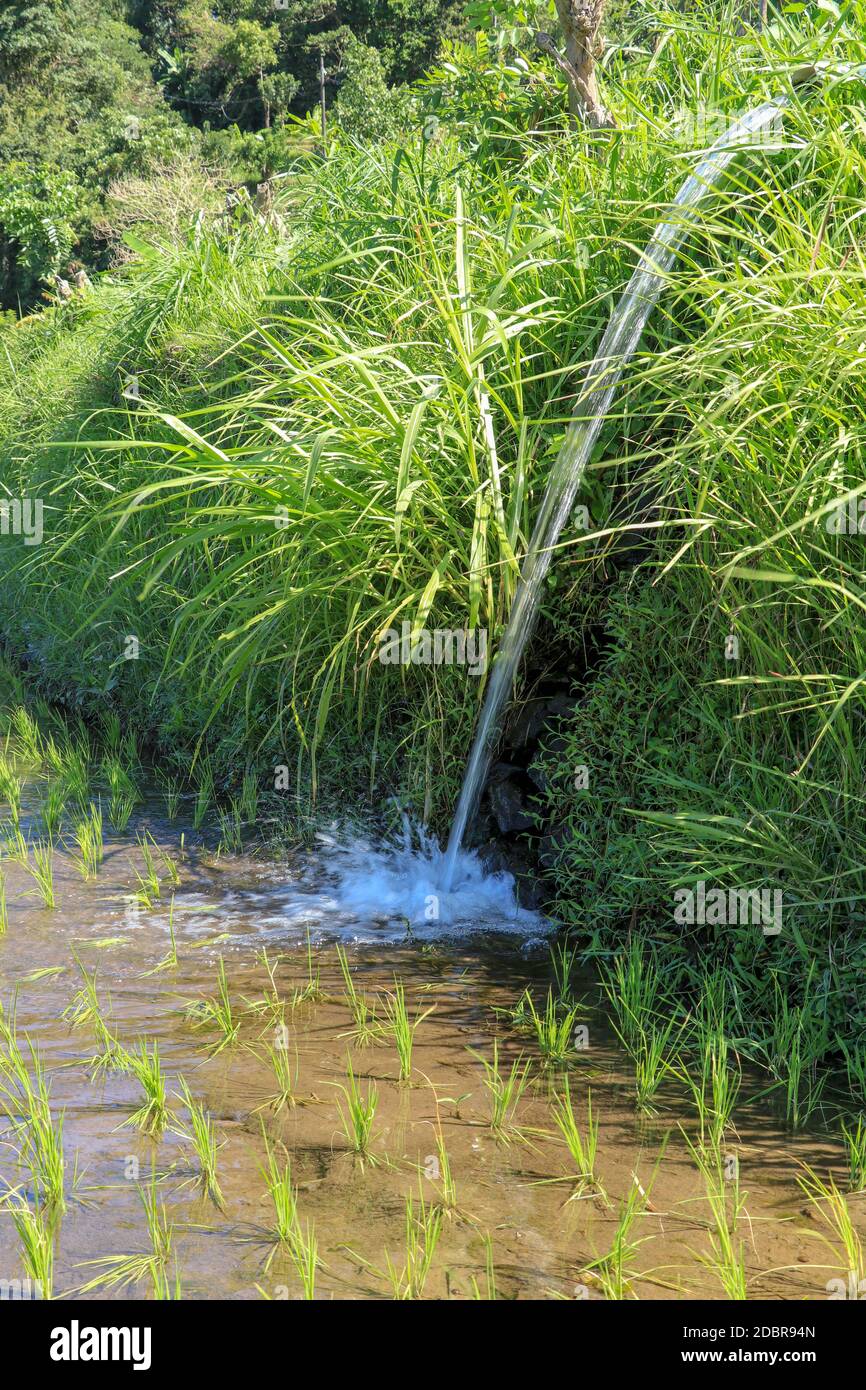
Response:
[440,96,791,891]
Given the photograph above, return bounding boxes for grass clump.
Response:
[383,982,434,1083]
[473,1038,531,1141]
[333,1056,378,1162]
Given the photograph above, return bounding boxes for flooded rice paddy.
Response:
[0,785,859,1301]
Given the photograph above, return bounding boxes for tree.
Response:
[0,164,80,308]
[536,0,615,128]
[0,0,194,310]
[135,0,465,131]
[333,38,415,141]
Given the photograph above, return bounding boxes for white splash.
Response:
[316,824,546,941]
[190,819,549,944]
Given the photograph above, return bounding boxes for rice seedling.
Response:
[159,774,181,820]
[8,1194,54,1299]
[520,987,583,1066]
[41,733,68,778]
[384,1191,443,1300]
[104,756,138,832]
[217,800,243,854]
[186,956,240,1054]
[122,1040,169,1136]
[291,928,325,1006]
[260,1128,299,1269]
[0,755,23,827]
[152,1262,183,1301]
[842,1116,866,1193]
[62,953,127,1072]
[192,762,214,831]
[383,981,434,1082]
[110,790,135,834]
[134,832,162,901]
[472,1039,531,1140]
[583,1167,659,1300]
[70,803,103,880]
[121,728,138,770]
[550,1080,603,1200]
[26,839,55,909]
[428,1118,457,1211]
[348,1189,442,1300]
[289,1220,319,1300]
[41,782,66,841]
[336,942,381,1046]
[550,938,580,1006]
[101,710,122,756]
[10,707,43,763]
[0,866,7,935]
[253,1026,300,1113]
[145,896,179,975]
[157,844,180,886]
[78,1174,178,1297]
[2,824,28,867]
[131,877,155,911]
[58,743,89,809]
[797,1167,864,1287]
[758,978,829,1129]
[333,1055,378,1162]
[244,948,286,1028]
[629,1019,684,1116]
[683,1024,741,1152]
[686,1138,748,1300]
[0,1017,67,1213]
[175,1076,225,1210]
[469,1233,497,1300]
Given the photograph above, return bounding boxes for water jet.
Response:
[441,94,796,891]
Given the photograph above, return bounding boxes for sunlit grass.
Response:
[472,1038,531,1141]
[383,981,434,1083]
[333,1055,378,1162]
[175,1075,225,1210]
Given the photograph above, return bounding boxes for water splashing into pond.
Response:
[313,824,544,939]
[0,781,844,1300]
[441,98,788,890]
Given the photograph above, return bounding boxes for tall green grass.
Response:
[0,4,862,1076]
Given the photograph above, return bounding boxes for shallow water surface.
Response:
[0,796,855,1300]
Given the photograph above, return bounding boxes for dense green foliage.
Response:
[0,0,193,306]
[2,0,866,1100]
[0,0,464,308]
[132,0,464,125]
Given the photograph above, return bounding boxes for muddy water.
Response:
[0,793,854,1300]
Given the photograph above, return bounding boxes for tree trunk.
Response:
[537,0,615,129]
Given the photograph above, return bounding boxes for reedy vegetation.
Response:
[0,7,862,1107]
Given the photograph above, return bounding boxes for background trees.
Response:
[0,0,467,309]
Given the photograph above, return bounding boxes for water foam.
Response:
[315,826,546,941]
[192,821,549,944]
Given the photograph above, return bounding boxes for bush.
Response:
[333,40,416,142]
